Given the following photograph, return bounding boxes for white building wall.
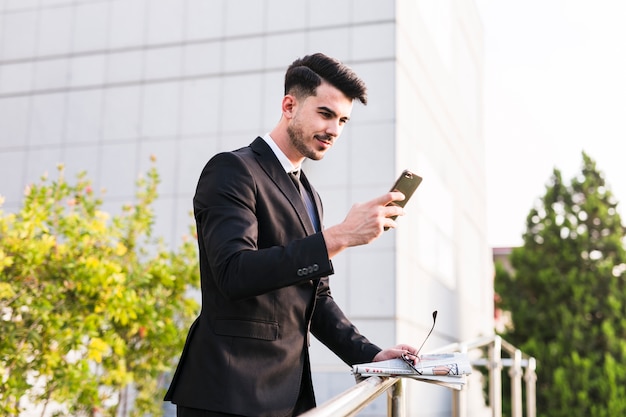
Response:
[0,0,492,416]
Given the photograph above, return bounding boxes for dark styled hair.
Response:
[284,53,368,105]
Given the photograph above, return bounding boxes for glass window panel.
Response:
[4,0,39,11]
[138,139,177,195]
[69,54,106,87]
[109,0,147,49]
[349,123,395,186]
[0,97,30,148]
[61,144,100,181]
[266,1,306,32]
[28,93,66,146]
[146,0,184,44]
[106,50,143,83]
[39,0,70,6]
[0,61,33,94]
[72,2,109,52]
[351,23,395,61]
[144,47,182,80]
[140,82,179,137]
[0,150,27,199]
[176,137,218,194]
[186,0,224,40]
[351,61,396,123]
[183,43,221,77]
[308,0,350,28]
[33,58,69,90]
[37,6,72,56]
[221,74,262,133]
[306,28,350,61]
[265,32,307,69]
[65,90,102,144]
[352,1,395,23]
[260,70,283,130]
[349,250,395,316]
[102,86,141,140]
[99,141,137,198]
[1,10,38,59]
[180,78,219,136]
[223,0,263,37]
[24,146,63,185]
[222,37,263,73]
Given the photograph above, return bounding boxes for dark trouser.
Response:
[177,407,240,417]
[177,392,313,417]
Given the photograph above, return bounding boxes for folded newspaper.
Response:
[352,352,472,390]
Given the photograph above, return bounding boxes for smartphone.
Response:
[386,169,423,228]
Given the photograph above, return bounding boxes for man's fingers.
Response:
[370,191,405,207]
[372,192,406,220]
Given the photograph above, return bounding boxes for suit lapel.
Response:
[250,138,317,235]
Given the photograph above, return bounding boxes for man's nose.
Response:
[325,121,341,137]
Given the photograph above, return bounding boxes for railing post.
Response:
[452,343,467,417]
[509,349,522,417]
[388,378,405,417]
[524,357,537,417]
[489,336,502,417]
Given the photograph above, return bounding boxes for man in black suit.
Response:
[165,53,418,417]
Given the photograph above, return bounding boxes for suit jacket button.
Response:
[297,268,303,276]
[313,264,319,272]
[307,266,314,274]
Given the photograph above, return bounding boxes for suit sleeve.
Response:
[194,152,334,300]
[310,277,382,365]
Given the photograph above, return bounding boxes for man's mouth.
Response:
[314,135,333,146]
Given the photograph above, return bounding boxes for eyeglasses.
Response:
[401,310,437,375]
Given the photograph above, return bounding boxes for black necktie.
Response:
[289,170,304,198]
[289,170,319,231]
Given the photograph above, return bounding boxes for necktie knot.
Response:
[289,170,302,191]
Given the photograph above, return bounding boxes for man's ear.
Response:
[282,95,297,119]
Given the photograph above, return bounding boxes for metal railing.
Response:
[302,335,537,417]
[300,375,401,417]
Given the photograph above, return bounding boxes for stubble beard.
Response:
[287,122,324,161]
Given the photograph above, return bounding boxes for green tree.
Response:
[0,160,199,417]
[495,152,626,417]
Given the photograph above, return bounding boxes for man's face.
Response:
[287,82,354,161]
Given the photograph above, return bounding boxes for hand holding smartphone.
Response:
[385,169,423,229]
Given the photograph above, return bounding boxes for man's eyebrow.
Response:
[318,106,350,121]
[317,106,336,116]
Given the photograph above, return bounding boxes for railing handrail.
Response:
[430,334,533,361]
[299,376,399,417]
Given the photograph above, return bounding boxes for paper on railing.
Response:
[352,353,472,389]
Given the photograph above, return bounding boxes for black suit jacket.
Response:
[164,138,381,416]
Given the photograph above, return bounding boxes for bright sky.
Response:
[477,0,626,248]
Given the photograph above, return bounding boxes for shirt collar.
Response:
[262,133,300,174]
